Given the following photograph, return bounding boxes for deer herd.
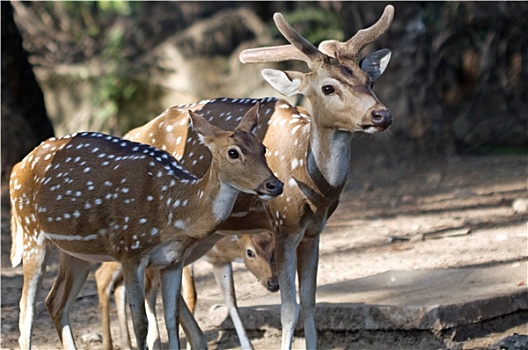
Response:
[9,5,395,350]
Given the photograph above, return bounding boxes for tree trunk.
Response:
[1,1,54,182]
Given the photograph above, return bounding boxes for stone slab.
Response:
[210,263,528,332]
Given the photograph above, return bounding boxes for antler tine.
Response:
[239,12,328,66]
[240,45,309,64]
[320,5,394,62]
[346,5,394,58]
[273,12,326,63]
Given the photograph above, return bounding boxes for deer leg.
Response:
[45,251,92,349]
[111,268,158,350]
[122,262,148,350]
[179,293,208,350]
[95,263,125,350]
[159,264,183,350]
[159,265,207,350]
[113,279,133,350]
[181,265,196,314]
[276,231,304,350]
[181,264,197,350]
[296,235,320,350]
[144,269,162,350]
[212,262,254,350]
[18,244,51,350]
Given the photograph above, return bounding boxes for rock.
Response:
[426,171,443,187]
[208,304,229,326]
[498,333,528,350]
[80,332,102,344]
[2,322,16,332]
[512,198,528,213]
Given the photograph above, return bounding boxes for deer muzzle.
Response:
[256,176,284,199]
[266,275,280,292]
[371,109,392,130]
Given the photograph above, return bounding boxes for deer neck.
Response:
[307,124,351,191]
[180,160,239,226]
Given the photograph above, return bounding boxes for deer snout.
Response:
[267,276,279,292]
[371,109,392,129]
[256,177,283,199]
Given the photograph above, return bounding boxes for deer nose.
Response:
[267,276,279,292]
[371,109,392,128]
[258,177,283,198]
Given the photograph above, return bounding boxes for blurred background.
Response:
[2,4,527,348]
[2,1,527,182]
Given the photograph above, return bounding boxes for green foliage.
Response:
[15,1,164,135]
[46,1,141,134]
[91,26,138,134]
[274,6,343,45]
[97,1,133,16]
[53,1,134,37]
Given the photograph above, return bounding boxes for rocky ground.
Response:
[1,154,527,349]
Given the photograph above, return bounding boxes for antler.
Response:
[240,44,309,64]
[272,13,326,63]
[318,5,395,62]
[240,5,395,66]
[240,13,327,67]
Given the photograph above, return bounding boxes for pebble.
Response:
[2,323,16,332]
[81,332,102,343]
[208,304,229,325]
[512,198,528,213]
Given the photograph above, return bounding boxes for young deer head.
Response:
[10,103,282,350]
[206,232,278,292]
[237,232,278,292]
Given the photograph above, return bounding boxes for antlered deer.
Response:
[10,104,283,350]
[124,6,395,349]
[95,232,277,350]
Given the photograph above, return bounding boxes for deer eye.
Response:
[322,85,335,95]
[228,149,239,159]
[246,249,254,258]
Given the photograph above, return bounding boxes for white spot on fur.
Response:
[174,220,185,229]
[44,232,97,241]
[291,158,299,170]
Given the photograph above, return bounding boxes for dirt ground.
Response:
[1,153,527,349]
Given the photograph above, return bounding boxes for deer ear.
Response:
[188,110,222,144]
[261,69,303,96]
[360,48,391,82]
[236,102,260,135]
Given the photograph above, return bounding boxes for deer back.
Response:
[10,132,200,262]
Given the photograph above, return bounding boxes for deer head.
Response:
[240,5,394,133]
[238,231,279,292]
[189,102,283,199]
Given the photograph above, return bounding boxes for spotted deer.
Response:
[123,6,395,349]
[9,103,283,350]
[95,231,277,350]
